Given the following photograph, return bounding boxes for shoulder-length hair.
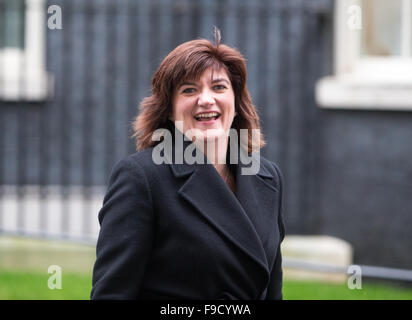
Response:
[132,31,265,154]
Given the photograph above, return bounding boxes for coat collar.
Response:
[167,128,278,292]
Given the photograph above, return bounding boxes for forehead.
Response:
[175,65,230,87]
[199,68,230,82]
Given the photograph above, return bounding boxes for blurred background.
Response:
[0,0,412,299]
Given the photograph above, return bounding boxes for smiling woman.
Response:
[90,28,285,300]
[171,67,236,171]
[174,70,233,133]
[133,30,265,155]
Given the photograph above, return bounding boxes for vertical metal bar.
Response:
[287,6,306,233]
[114,0,128,161]
[17,0,27,234]
[89,0,106,187]
[236,0,247,55]
[81,0,92,239]
[264,1,281,162]
[161,0,174,53]
[2,112,19,235]
[135,0,150,151]
[202,0,218,39]
[19,0,28,235]
[23,108,41,236]
[257,0,269,158]
[149,0,160,76]
[189,0,200,39]
[45,0,64,239]
[298,9,314,233]
[16,106,25,235]
[68,0,83,240]
[88,0,107,240]
[60,0,71,238]
[19,0,26,101]
[277,7,290,229]
[222,0,237,50]
[38,0,48,237]
[277,7,289,172]
[22,1,42,237]
[104,0,116,180]
[127,0,138,155]
[171,0,184,45]
[305,12,326,233]
[245,0,260,130]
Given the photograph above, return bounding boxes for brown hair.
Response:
[132,29,265,153]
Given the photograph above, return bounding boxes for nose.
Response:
[197,89,215,107]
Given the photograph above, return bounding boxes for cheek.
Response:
[172,101,188,120]
[173,102,195,127]
[225,101,236,121]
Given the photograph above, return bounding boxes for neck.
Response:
[202,138,232,184]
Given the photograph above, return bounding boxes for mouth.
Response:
[194,112,221,122]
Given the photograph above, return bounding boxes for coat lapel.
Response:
[168,134,278,280]
[235,156,279,262]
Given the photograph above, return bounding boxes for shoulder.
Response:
[108,147,174,190]
[112,148,157,174]
[106,148,160,188]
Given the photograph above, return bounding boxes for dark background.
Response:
[0,0,411,269]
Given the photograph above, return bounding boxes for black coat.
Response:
[90,137,285,300]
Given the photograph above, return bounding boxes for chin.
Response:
[199,128,228,142]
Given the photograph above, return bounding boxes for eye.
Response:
[181,87,196,94]
[213,84,227,90]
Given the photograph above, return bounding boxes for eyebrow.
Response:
[178,81,197,88]
[178,78,230,89]
[211,78,230,85]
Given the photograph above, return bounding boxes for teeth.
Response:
[195,112,219,118]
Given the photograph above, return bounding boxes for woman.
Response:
[90,30,285,300]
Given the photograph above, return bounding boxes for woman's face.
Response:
[171,67,236,143]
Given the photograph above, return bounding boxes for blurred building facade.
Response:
[0,0,411,269]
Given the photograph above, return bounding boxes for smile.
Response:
[194,112,221,122]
